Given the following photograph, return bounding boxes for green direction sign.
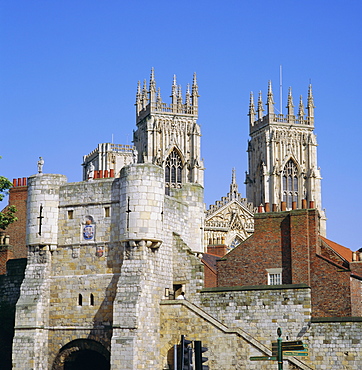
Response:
[272,342,308,356]
[283,345,305,351]
[283,341,303,346]
[283,351,308,357]
[250,356,277,361]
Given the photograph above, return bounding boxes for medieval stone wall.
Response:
[0,258,26,370]
[307,318,362,369]
[160,287,362,370]
[200,285,312,347]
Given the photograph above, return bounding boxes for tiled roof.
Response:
[320,235,353,263]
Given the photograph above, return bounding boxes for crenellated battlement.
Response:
[250,112,314,135]
[249,82,315,135]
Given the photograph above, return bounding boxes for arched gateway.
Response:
[52,339,110,370]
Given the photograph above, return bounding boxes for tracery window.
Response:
[165,149,182,195]
[282,159,299,209]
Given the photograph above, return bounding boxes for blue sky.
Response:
[1,1,361,250]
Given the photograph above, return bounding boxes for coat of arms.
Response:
[96,246,104,257]
[83,224,94,240]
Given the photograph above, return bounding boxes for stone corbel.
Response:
[123,239,163,249]
[37,244,57,254]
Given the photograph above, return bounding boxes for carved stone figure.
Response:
[87,162,95,180]
[133,148,138,164]
[37,157,44,173]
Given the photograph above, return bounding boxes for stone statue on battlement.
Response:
[133,148,138,164]
[87,162,95,180]
[37,157,44,173]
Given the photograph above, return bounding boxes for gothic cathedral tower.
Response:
[245,82,326,236]
[133,69,204,194]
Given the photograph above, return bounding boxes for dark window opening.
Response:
[165,149,183,194]
[282,159,299,209]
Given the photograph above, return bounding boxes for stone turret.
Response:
[120,163,164,249]
[26,173,67,248]
[13,173,67,370]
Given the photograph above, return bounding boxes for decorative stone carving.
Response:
[205,170,254,250]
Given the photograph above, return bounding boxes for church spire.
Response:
[229,168,239,200]
[191,72,199,108]
[156,87,162,108]
[286,87,295,118]
[149,67,156,103]
[171,75,177,110]
[135,80,141,114]
[307,84,315,125]
[177,85,183,106]
[257,91,264,119]
[142,79,148,109]
[185,83,191,107]
[266,81,275,115]
[248,92,256,125]
[298,95,305,120]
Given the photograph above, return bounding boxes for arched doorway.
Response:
[52,339,110,370]
[63,349,109,370]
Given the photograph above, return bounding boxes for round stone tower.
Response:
[26,173,67,249]
[119,163,164,248]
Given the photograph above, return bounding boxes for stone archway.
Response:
[52,339,110,370]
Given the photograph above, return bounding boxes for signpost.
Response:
[250,356,277,361]
[249,328,309,369]
[283,351,308,357]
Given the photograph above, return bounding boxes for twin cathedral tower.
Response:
[83,69,325,239]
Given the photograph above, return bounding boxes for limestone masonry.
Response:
[1,70,361,369]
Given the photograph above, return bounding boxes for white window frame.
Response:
[266,268,283,285]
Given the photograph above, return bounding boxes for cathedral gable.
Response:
[205,186,254,250]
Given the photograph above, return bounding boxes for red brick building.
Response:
[0,178,28,274]
[202,245,227,288]
[216,209,362,317]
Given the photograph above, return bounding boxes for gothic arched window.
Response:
[165,149,182,194]
[282,159,299,209]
